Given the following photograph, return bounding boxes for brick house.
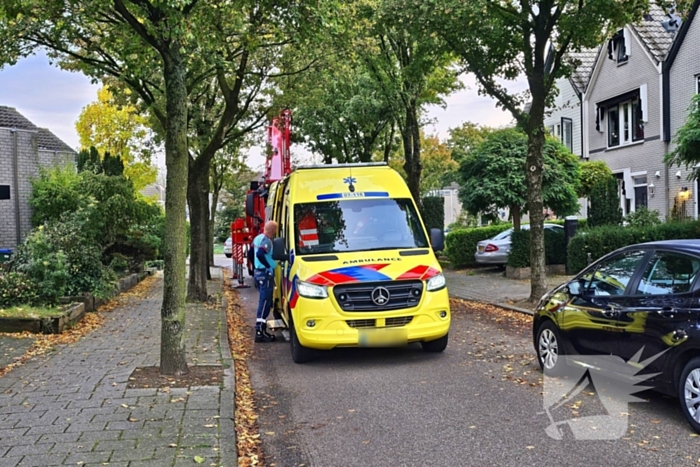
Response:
[664,0,700,218]
[0,106,76,250]
[583,3,676,217]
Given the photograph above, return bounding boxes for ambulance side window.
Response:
[281,185,290,246]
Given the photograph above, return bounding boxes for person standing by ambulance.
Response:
[253,220,278,342]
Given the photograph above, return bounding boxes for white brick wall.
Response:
[585,28,667,217]
[544,77,583,156]
[669,15,700,218]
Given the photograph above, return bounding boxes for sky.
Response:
[0,52,523,172]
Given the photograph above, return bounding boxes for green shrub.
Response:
[445,224,512,268]
[420,196,445,231]
[507,228,567,268]
[13,227,70,305]
[29,165,83,226]
[447,211,478,230]
[625,206,661,228]
[0,272,40,308]
[567,221,700,274]
[588,176,623,227]
[31,161,164,273]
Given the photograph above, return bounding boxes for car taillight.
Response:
[484,244,498,252]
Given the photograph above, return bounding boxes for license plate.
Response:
[478,245,485,253]
[358,328,407,347]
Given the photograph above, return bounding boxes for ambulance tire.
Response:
[421,333,448,353]
[290,318,314,364]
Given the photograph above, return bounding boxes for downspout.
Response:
[662,60,671,218]
[12,129,21,246]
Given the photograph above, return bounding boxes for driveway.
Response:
[444,266,574,311]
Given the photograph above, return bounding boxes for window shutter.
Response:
[623,28,631,58]
[640,83,648,122]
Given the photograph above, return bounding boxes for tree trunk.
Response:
[383,123,395,163]
[511,205,521,230]
[402,103,422,202]
[525,128,547,301]
[160,48,189,375]
[187,162,210,302]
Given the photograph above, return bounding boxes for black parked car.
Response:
[533,240,700,433]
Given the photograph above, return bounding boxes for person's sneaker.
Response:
[254,330,273,343]
[262,329,277,342]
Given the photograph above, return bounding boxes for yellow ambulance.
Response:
[267,163,450,363]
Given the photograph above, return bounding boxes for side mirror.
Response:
[430,228,445,252]
[272,237,289,262]
[567,279,586,297]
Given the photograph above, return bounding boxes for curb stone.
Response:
[219,292,237,466]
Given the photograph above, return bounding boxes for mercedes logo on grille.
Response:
[371,286,391,306]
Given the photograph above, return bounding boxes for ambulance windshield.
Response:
[293,198,429,255]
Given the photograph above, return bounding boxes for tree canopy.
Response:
[396,0,646,300]
[76,87,157,190]
[579,160,613,198]
[458,128,581,229]
[665,94,700,178]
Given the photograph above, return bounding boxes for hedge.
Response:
[507,228,567,268]
[445,224,512,268]
[567,221,700,274]
[421,196,445,232]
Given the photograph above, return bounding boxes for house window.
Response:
[561,118,573,152]
[608,30,628,64]
[608,98,644,148]
[549,124,561,138]
[696,75,700,94]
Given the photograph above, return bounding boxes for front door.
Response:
[560,250,648,356]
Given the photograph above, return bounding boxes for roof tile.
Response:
[37,128,75,153]
[0,106,38,131]
[631,2,676,62]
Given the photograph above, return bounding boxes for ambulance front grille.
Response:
[385,316,413,327]
[334,280,423,311]
[346,319,376,329]
[345,317,413,329]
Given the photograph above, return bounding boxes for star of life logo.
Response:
[542,347,665,440]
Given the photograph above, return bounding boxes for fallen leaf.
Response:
[194,455,205,464]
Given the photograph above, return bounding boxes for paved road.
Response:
[237,283,700,467]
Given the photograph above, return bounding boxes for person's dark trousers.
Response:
[254,269,273,331]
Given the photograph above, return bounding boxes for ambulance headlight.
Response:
[297,281,328,299]
[426,273,446,292]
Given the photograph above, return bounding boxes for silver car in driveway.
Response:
[474,223,564,265]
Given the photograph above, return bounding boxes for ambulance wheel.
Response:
[421,333,448,353]
[290,318,314,364]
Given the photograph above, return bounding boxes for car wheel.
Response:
[225,253,232,258]
[679,357,700,433]
[421,333,448,353]
[290,318,313,364]
[536,321,566,376]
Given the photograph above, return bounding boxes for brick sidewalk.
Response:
[444,268,573,314]
[0,269,234,467]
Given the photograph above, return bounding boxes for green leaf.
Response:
[194,455,205,464]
